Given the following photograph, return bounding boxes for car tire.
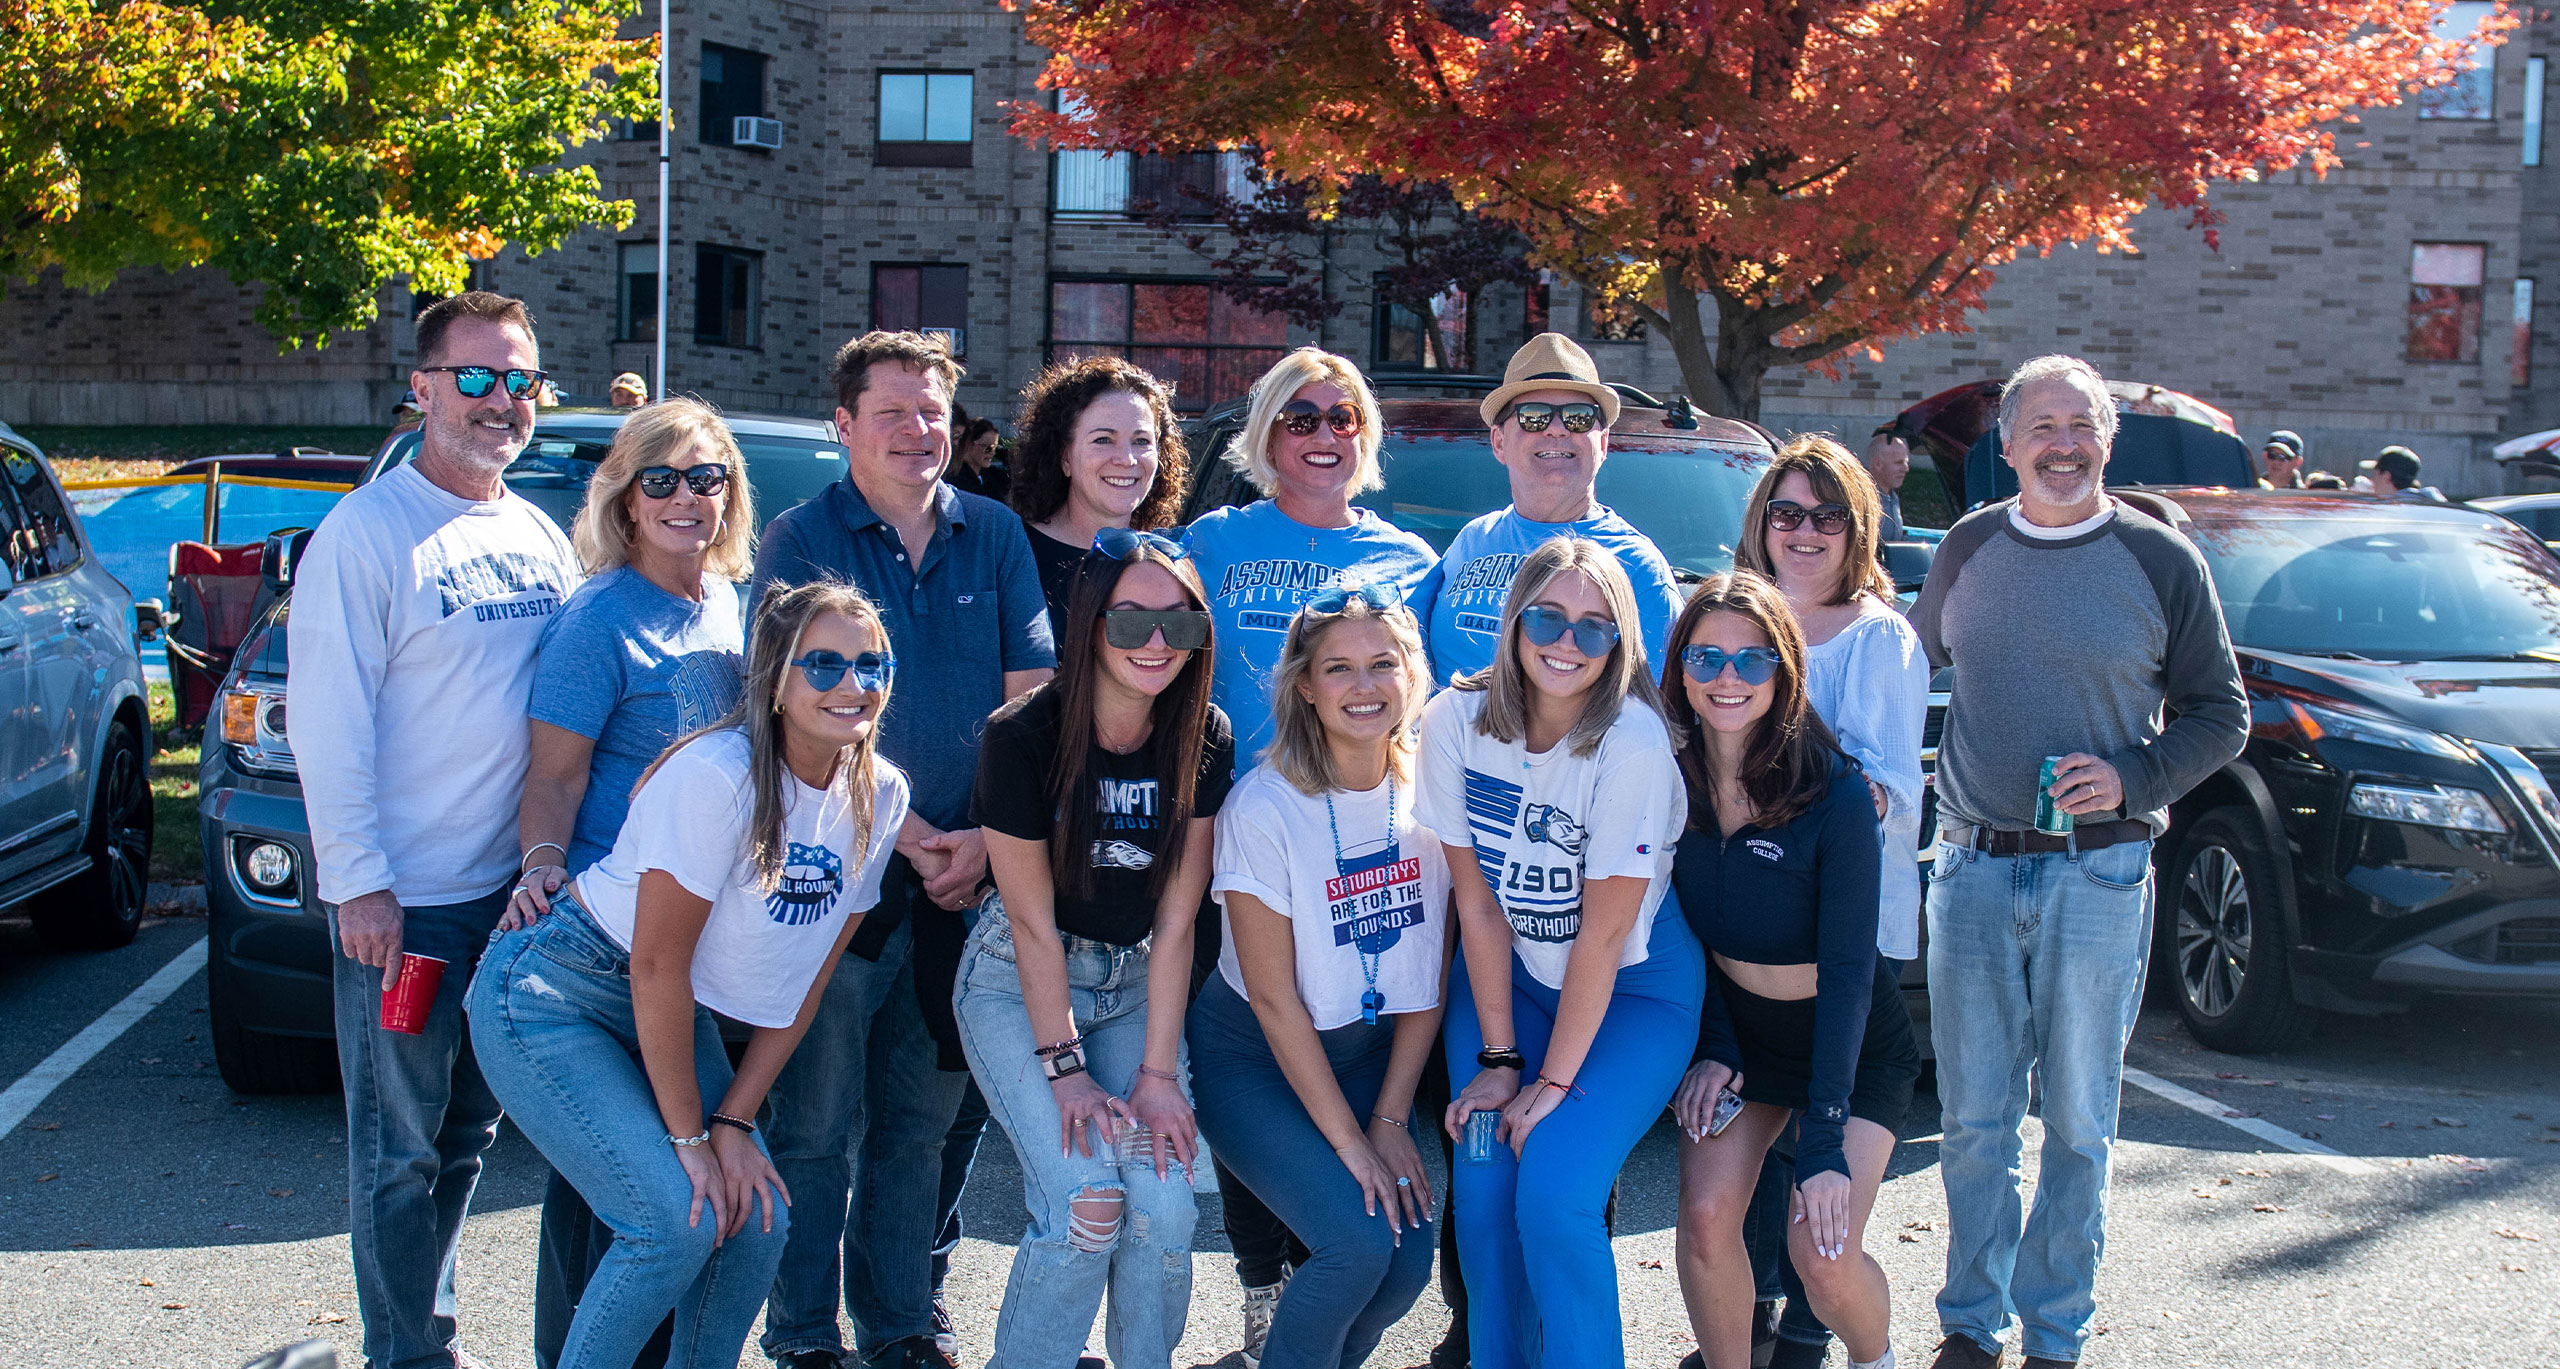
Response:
[28,716,153,951]
[208,944,341,1094]
[2161,805,2310,1054]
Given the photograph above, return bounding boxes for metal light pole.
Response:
[653,0,670,396]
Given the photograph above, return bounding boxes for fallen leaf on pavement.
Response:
[308,1313,346,1325]
[34,1123,57,1132]
[1636,1258,1663,1269]
[1899,1232,1919,1242]
[35,1173,57,1182]
[268,1188,293,1198]
[2434,1117,2468,1128]
[2379,1121,2398,1129]
[2503,1263,2529,1273]
[159,1303,186,1310]
[2495,1228,2542,1241]
[2237,1168,2268,1177]
[138,1279,152,1287]
[1905,1219,1935,1230]
[2252,1203,2285,1213]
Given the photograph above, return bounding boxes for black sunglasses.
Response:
[1091,527,1189,562]
[1519,604,1620,658]
[1102,610,1211,652]
[790,650,896,694]
[1681,644,1781,687]
[1276,400,1364,437]
[635,463,730,499]
[418,365,549,400]
[1304,581,1406,616]
[1505,401,1602,434]
[1766,500,1853,535]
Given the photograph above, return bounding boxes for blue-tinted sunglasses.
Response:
[791,650,896,694]
[1304,581,1406,616]
[1519,603,1620,658]
[418,365,550,400]
[1091,527,1189,562]
[1680,645,1781,687]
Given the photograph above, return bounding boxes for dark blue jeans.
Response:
[327,887,508,1369]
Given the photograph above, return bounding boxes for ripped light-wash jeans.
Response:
[952,898,1197,1369]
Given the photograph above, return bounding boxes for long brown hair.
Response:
[1008,356,1190,530]
[1263,595,1428,795]
[1735,434,1895,606]
[1453,536,1669,758]
[1659,571,1848,832]
[1000,542,1216,901]
[637,579,888,889]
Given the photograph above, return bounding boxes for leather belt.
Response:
[1942,820,2153,856]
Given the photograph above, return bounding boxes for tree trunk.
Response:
[1654,275,1777,424]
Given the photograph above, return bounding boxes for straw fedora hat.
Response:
[1480,331,1622,428]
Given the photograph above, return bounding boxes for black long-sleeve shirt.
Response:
[1673,763,1881,1181]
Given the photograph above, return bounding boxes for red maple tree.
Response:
[1016,0,2499,419]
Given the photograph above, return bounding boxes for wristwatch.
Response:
[1040,1043,1088,1081]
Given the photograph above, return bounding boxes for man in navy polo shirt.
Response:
[751,331,1054,1369]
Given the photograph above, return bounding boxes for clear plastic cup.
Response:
[1459,1108,1501,1164]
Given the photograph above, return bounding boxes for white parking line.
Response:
[0,936,206,1141]
[2122,1065,2381,1175]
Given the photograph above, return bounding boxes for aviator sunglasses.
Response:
[790,649,897,694]
[1276,400,1365,437]
[1505,401,1603,434]
[635,463,730,499]
[417,365,551,400]
[1765,499,1853,536]
[1519,603,1621,658]
[1680,644,1781,687]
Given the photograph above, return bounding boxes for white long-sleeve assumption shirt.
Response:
[287,462,579,906]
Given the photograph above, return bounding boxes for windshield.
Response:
[1355,432,1767,580]
[378,428,848,532]
[2190,513,2560,660]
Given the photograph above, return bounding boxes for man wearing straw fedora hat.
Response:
[1419,331,1684,682]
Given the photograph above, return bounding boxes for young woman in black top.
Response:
[1009,357,1192,626]
[954,529,1233,1369]
[1661,571,1919,1369]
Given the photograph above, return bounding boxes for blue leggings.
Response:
[1444,906,1703,1369]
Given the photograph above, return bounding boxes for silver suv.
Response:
[0,421,157,948]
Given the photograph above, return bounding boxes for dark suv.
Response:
[1927,489,2560,1053]
[198,409,848,1092]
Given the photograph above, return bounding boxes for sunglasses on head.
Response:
[635,463,730,499]
[1519,603,1621,658]
[1680,644,1781,687]
[790,649,896,694]
[1102,610,1211,652]
[1505,401,1602,434]
[1766,500,1852,536]
[1304,581,1406,616]
[1090,527,1189,562]
[1276,400,1365,437]
[418,365,550,400]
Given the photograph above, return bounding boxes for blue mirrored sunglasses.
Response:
[1680,645,1780,687]
[1303,581,1406,616]
[791,650,896,694]
[417,365,549,400]
[1519,603,1620,657]
[1091,527,1189,562]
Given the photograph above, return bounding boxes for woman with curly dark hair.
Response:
[1010,356,1192,624]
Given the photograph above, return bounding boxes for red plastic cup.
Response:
[378,953,449,1034]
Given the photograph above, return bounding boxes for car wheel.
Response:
[28,717,153,950]
[208,940,340,1095]
[2161,805,2309,1054]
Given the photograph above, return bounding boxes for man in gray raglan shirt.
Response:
[1908,355,2246,1369]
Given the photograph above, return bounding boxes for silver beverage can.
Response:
[2036,755,2076,834]
[1460,1109,1501,1164]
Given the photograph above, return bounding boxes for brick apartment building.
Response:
[1,1,2554,496]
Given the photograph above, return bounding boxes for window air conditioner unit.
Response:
[733,117,783,150]
[922,327,965,358]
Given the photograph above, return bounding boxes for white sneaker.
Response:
[1240,1277,1289,1369]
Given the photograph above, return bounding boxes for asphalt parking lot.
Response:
[3,907,2555,1369]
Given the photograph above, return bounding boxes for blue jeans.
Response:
[1188,976,1434,1369]
[954,904,1198,1369]
[328,887,508,1369]
[1925,833,2155,1363]
[761,914,973,1361]
[467,894,787,1369]
[1443,907,1703,1369]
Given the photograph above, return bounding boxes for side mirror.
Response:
[261,527,314,595]
[1880,540,1935,595]
[134,598,166,644]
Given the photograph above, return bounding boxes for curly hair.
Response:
[1007,356,1189,531]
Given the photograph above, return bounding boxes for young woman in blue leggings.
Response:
[1415,537,1704,1369]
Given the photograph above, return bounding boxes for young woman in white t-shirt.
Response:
[467,581,909,1369]
[1415,536,1704,1369]
[1187,585,1450,1369]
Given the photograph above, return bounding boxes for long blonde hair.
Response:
[1223,347,1387,499]
[1454,537,1669,758]
[637,579,887,889]
[1264,595,1429,795]
[572,398,758,579]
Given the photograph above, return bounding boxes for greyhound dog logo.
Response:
[1522,803,1587,856]
[766,842,845,926]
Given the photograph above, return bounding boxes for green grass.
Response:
[147,681,202,887]
[24,425,385,466]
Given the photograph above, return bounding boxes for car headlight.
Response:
[2286,699,2473,761]
[221,682,297,778]
[2347,782,2509,834]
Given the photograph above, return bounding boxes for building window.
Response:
[2408,242,2486,363]
[1052,95,1252,217]
[700,44,767,147]
[619,243,659,343]
[695,245,761,348]
[1582,289,1647,343]
[612,116,662,142]
[873,264,968,357]
[878,72,972,167]
[2528,56,2548,167]
[2516,277,2537,386]
[1374,285,1472,371]
[1047,280,1288,411]
[2420,2,2497,120]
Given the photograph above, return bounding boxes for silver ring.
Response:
[1396,1176,1411,1188]
[1073,1118,1086,1127]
